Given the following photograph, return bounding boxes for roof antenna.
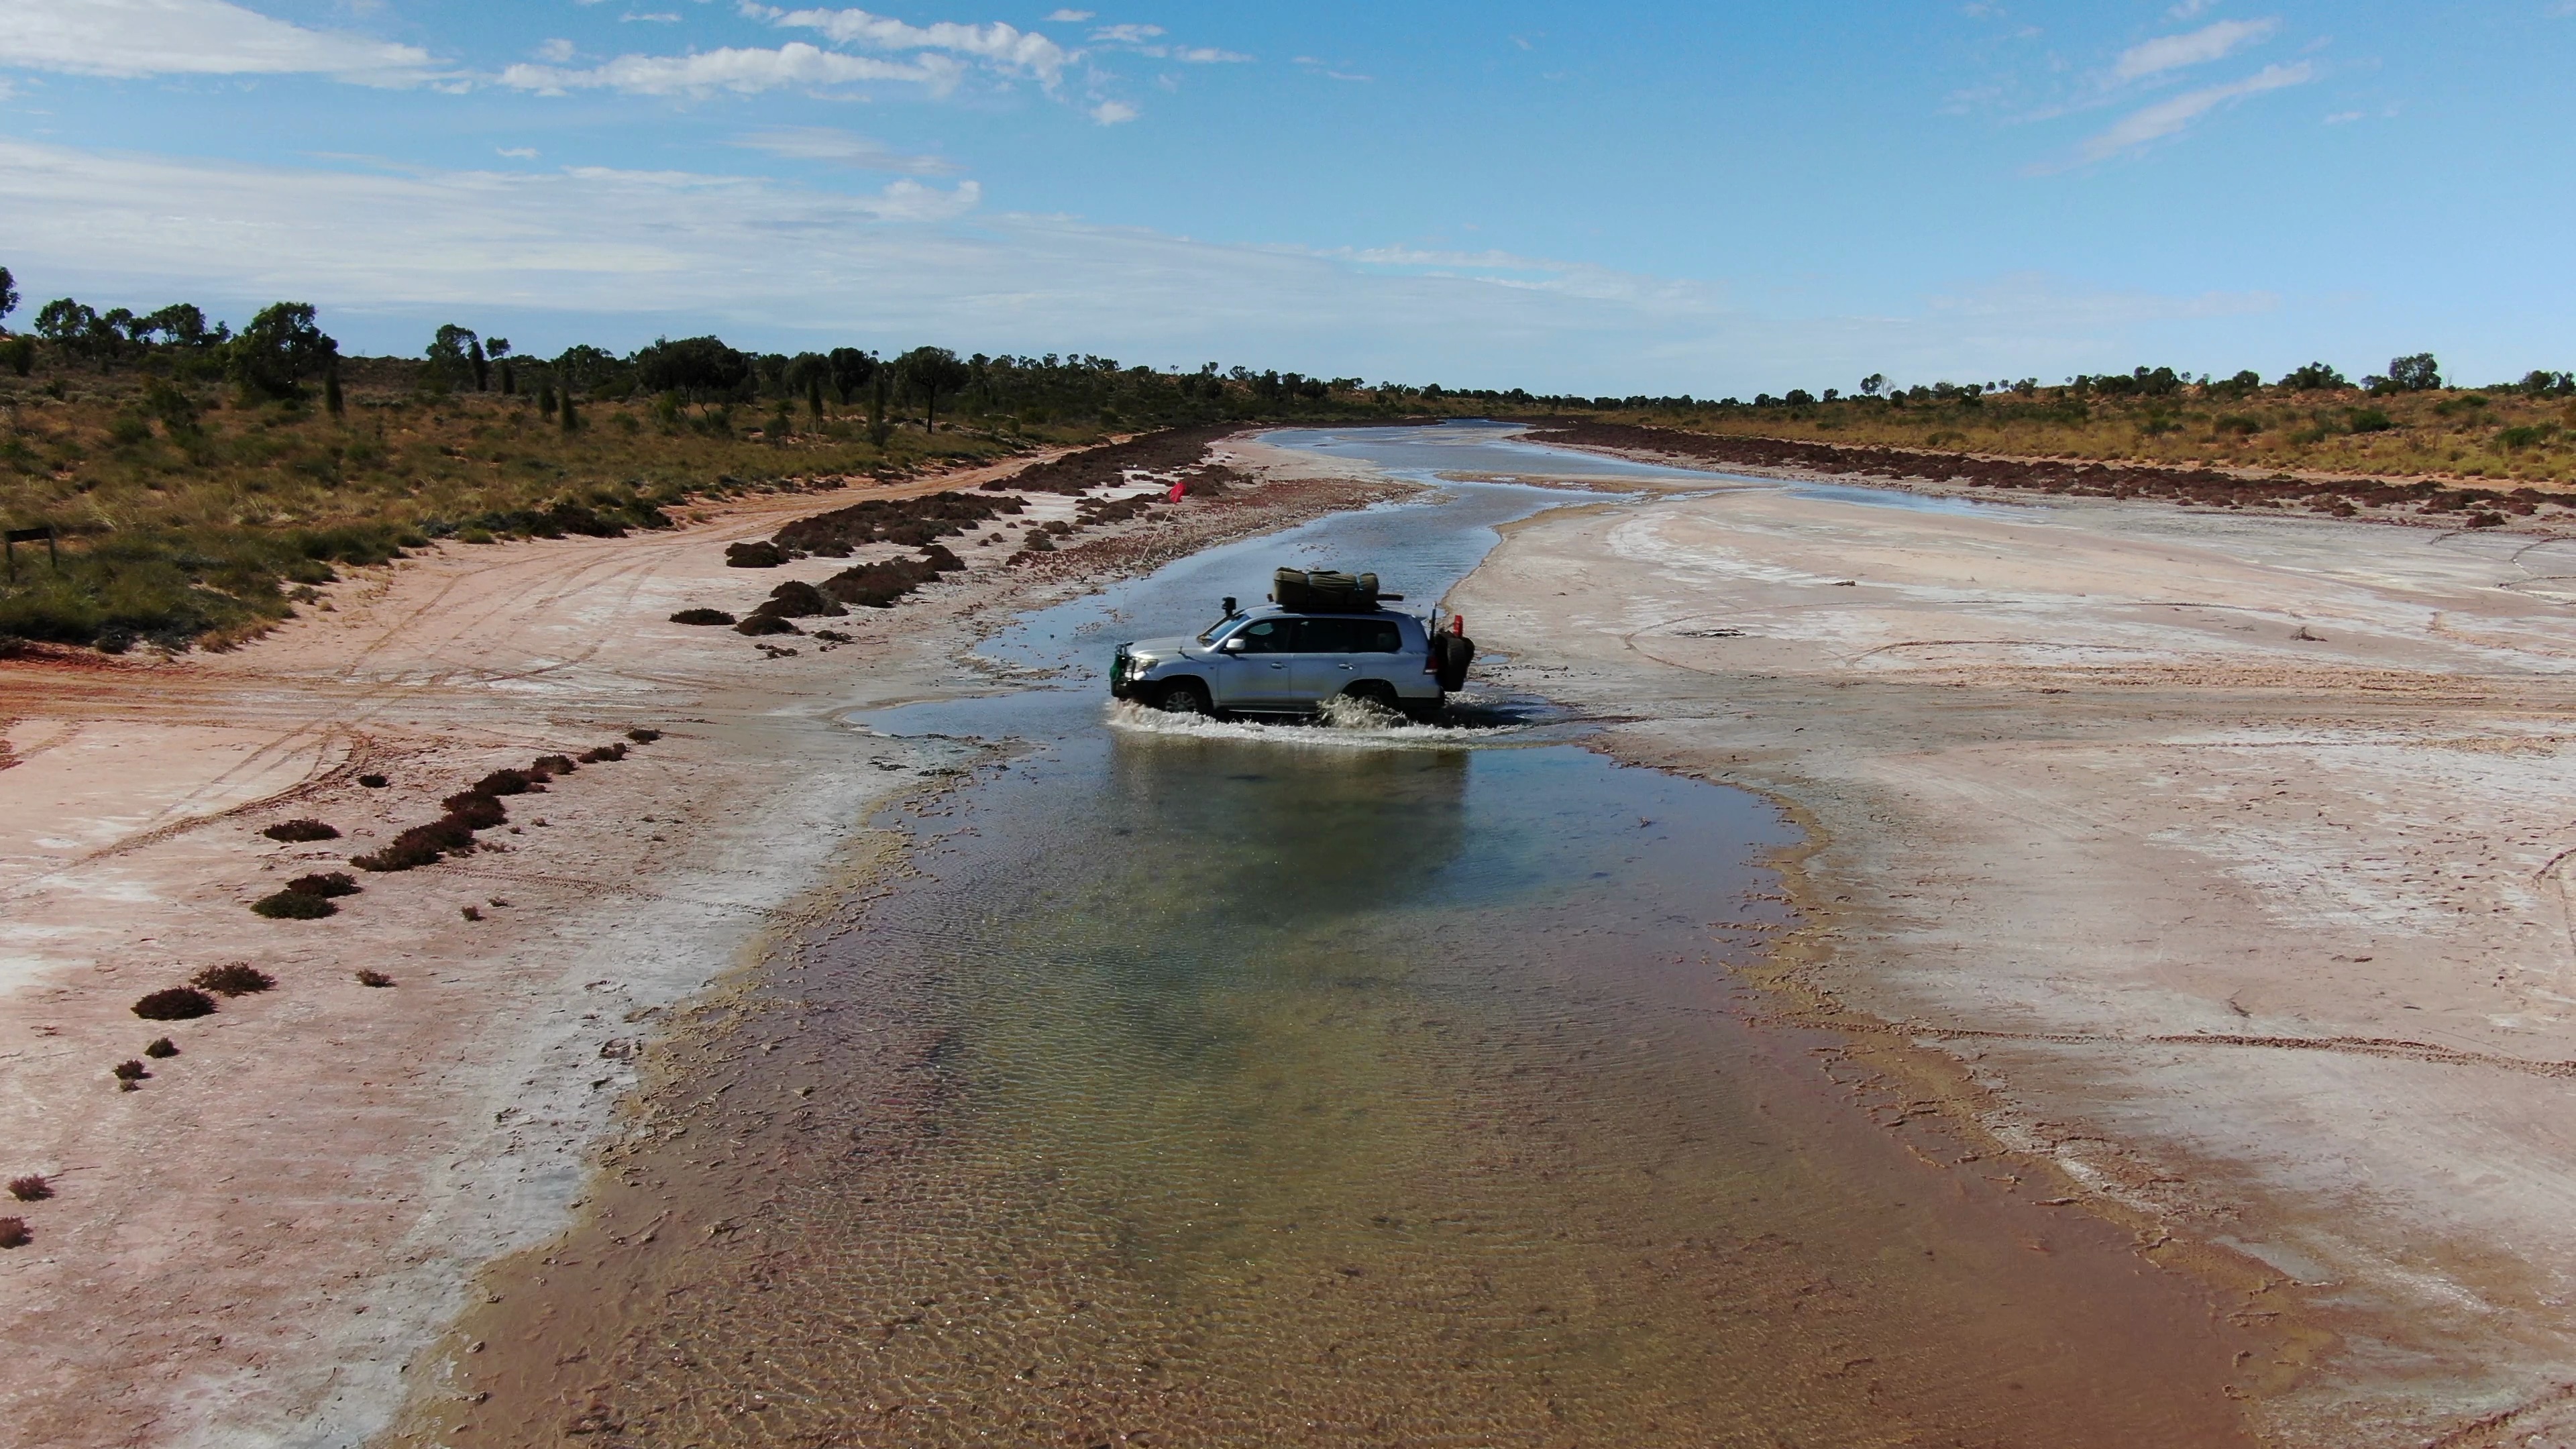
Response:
[1221,596,1239,618]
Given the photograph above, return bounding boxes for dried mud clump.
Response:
[0,1218,29,1250]
[751,579,845,620]
[735,613,799,637]
[262,819,340,843]
[981,423,1242,496]
[253,888,337,918]
[133,987,217,1020]
[144,1037,180,1058]
[357,773,390,788]
[7,1175,50,1202]
[286,871,361,898]
[724,540,786,568]
[670,608,736,626]
[770,490,1024,556]
[191,963,276,996]
[820,555,939,608]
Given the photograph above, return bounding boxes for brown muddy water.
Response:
[388,437,2273,1447]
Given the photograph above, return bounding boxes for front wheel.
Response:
[1154,678,1212,715]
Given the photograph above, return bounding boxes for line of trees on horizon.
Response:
[7,265,2573,431]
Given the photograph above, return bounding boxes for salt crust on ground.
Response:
[0,441,1397,1448]
[1452,465,2576,1448]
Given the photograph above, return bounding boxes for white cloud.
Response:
[1089,99,1138,125]
[535,38,576,64]
[0,0,435,83]
[496,146,540,159]
[2323,109,2363,123]
[0,134,2353,395]
[622,12,682,21]
[730,126,960,174]
[2112,17,2277,80]
[1044,7,1093,19]
[2078,61,2314,161]
[498,44,954,97]
[2167,0,2218,17]
[1090,23,1163,44]
[753,5,1073,89]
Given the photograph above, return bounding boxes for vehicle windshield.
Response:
[1195,614,1242,645]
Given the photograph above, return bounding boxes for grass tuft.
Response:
[112,1059,149,1081]
[626,728,661,743]
[0,1218,28,1250]
[144,1036,179,1058]
[133,987,217,1020]
[670,607,735,625]
[355,969,396,987]
[262,819,340,843]
[7,1175,50,1202]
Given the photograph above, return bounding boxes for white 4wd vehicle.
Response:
[1112,571,1475,720]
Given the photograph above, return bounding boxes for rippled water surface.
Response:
[406,427,2263,1447]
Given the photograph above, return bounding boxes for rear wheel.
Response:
[1342,680,1400,714]
[1154,678,1212,715]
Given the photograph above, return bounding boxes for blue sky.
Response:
[1,1,2569,395]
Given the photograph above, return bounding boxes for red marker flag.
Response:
[1167,479,1187,503]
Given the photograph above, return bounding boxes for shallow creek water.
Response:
[400,429,2265,1446]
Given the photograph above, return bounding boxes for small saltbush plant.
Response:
[133,987,216,1020]
[262,819,339,843]
[144,1037,179,1058]
[7,1175,50,1202]
[191,963,276,996]
[252,889,336,919]
[285,871,360,898]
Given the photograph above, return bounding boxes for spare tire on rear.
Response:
[1432,630,1475,692]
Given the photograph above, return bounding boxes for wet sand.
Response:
[0,440,1399,1448]
[1450,458,2576,1446]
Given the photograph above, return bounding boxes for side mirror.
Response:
[1220,637,1246,653]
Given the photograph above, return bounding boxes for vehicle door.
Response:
[1295,616,1405,700]
[1210,615,1301,707]
[1289,616,1362,701]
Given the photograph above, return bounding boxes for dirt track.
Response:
[0,439,1400,1448]
[1453,468,2576,1447]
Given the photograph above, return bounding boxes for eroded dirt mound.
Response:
[769,492,1024,556]
[1529,420,2564,520]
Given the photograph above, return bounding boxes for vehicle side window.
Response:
[1301,618,1357,653]
[1359,621,1402,653]
[1232,618,1298,653]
